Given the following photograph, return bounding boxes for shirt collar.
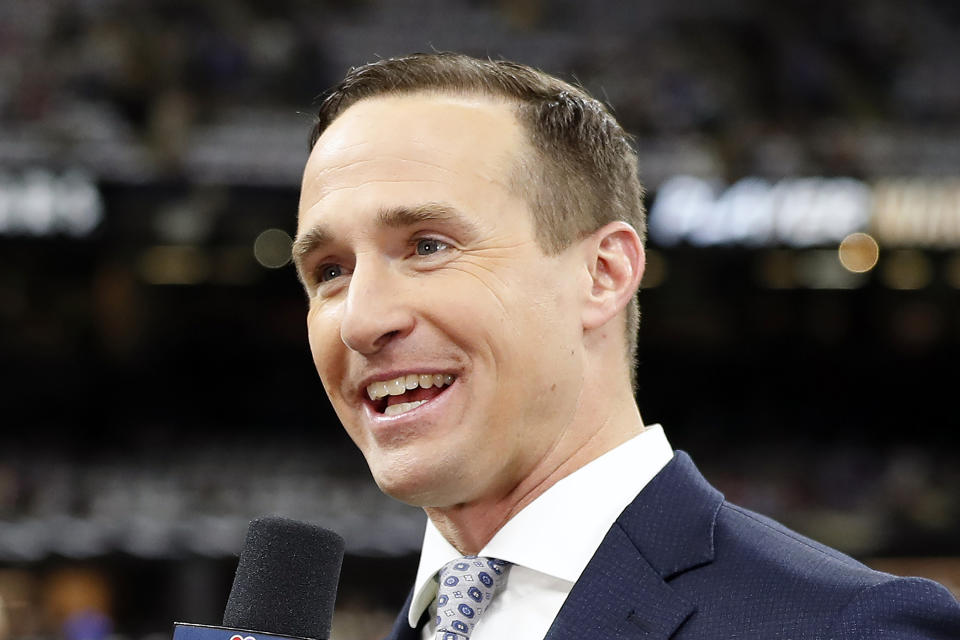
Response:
[408,425,673,628]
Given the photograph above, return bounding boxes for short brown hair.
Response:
[309,52,646,387]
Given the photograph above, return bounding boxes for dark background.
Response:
[1,1,958,639]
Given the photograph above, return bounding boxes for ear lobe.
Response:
[581,222,645,331]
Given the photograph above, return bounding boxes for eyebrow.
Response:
[377,202,478,232]
[292,202,478,284]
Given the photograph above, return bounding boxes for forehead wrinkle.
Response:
[302,174,457,205]
[308,156,459,183]
[326,154,461,172]
[327,178,454,194]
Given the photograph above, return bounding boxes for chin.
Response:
[373,473,445,507]
[369,462,467,508]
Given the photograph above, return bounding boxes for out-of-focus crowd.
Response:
[2,0,959,185]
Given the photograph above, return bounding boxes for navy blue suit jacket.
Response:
[384,451,960,639]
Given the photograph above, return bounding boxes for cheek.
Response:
[499,265,574,340]
[306,304,345,394]
[485,266,581,390]
[307,306,370,448]
[441,273,567,389]
[428,273,514,356]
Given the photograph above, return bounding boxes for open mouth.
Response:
[366,373,456,417]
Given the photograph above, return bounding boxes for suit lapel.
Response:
[382,589,423,640]
[544,523,695,640]
[545,452,723,640]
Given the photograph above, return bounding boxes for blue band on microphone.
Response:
[173,623,314,640]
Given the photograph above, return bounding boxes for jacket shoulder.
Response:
[827,576,960,639]
[671,500,960,638]
[717,501,876,578]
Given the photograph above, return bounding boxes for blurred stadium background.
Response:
[1,0,959,638]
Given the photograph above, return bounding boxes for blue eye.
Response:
[318,264,342,282]
[416,238,448,255]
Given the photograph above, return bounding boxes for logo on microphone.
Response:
[229,635,255,640]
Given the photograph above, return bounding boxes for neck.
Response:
[424,386,645,555]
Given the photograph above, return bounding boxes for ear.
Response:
[580,221,645,331]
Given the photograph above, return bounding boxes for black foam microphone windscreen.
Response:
[222,516,345,640]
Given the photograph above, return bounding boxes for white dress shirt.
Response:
[410,424,674,640]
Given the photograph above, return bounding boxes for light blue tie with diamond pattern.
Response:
[433,556,510,640]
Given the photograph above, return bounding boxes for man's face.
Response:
[296,94,586,508]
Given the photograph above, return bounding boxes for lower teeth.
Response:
[383,400,427,416]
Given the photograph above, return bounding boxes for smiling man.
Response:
[294,53,959,640]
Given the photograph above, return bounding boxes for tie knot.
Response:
[434,556,510,640]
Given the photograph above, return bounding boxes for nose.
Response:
[339,256,415,354]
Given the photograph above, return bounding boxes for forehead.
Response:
[298,93,528,228]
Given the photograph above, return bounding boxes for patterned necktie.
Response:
[433,556,510,640]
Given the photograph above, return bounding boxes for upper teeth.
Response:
[367,373,455,401]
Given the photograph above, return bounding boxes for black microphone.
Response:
[174,517,345,640]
